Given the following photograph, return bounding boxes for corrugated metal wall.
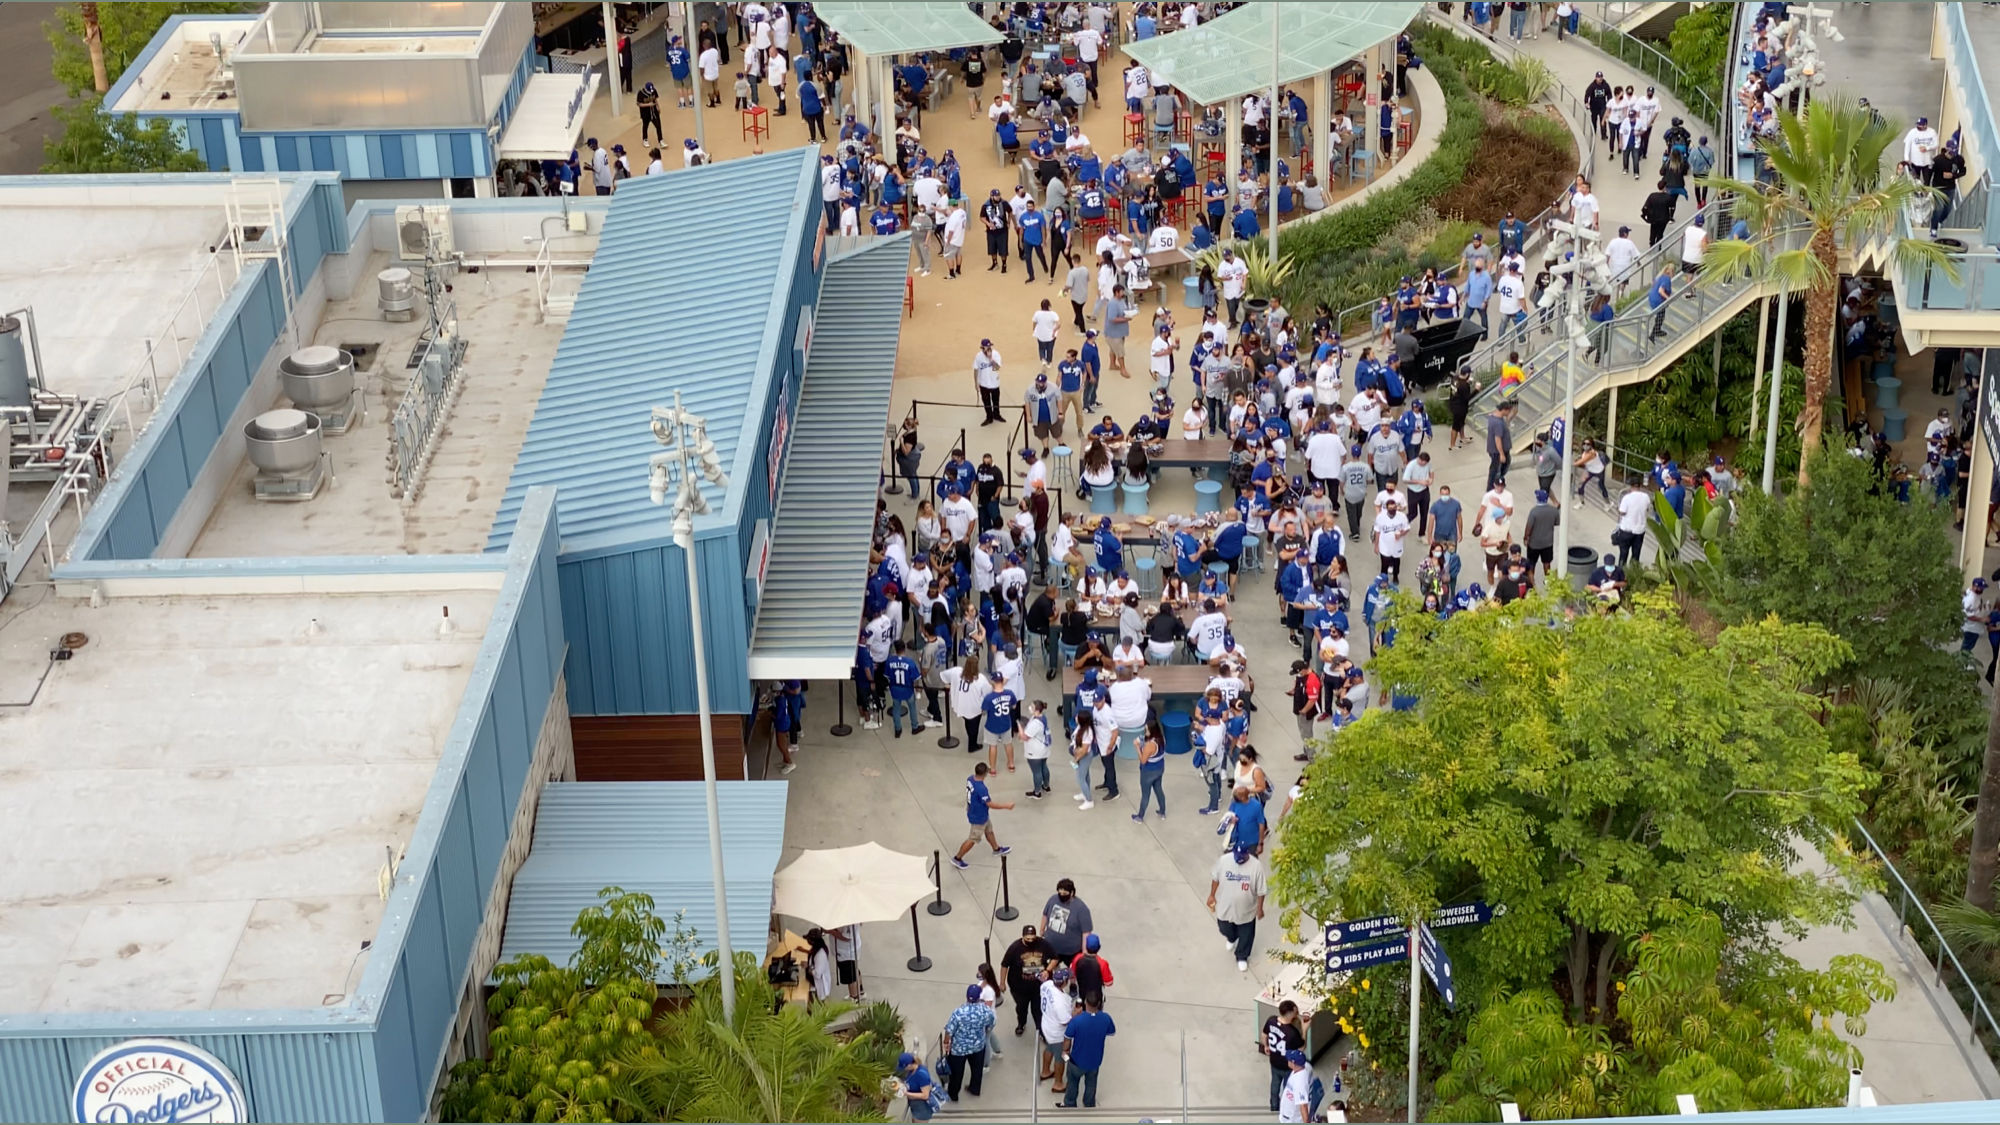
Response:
[358,488,567,1122]
[74,175,350,563]
[558,533,754,716]
[0,1031,379,1122]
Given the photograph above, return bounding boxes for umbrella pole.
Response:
[907,903,933,972]
[995,852,1020,921]
[928,851,953,916]
[831,679,853,737]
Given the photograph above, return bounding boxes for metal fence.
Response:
[1573,7,1724,140]
[1848,817,2000,1062]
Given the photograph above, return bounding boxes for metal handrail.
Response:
[5,250,243,584]
[1849,816,2000,1052]
[1573,6,1723,139]
[1326,15,1603,338]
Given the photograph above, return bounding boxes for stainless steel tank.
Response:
[278,345,355,412]
[243,408,322,475]
[378,267,415,322]
[0,315,30,408]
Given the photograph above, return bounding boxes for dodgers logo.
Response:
[73,1039,247,1124]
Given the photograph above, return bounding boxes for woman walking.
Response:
[1131,717,1168,822]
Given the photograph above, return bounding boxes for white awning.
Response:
[497,71,601,162]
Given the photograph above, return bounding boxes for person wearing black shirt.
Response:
[975,454,1005,531]
[1000,924,1053,1036]
[1055,599,1092,679]
[1640,181,1676,247]
[1584,72,1612,139]
[1143,603,1185,664]
[981,191,1012,272]
[1027,587,1058,671]
[1585,554,1627,605]
[1934,140,1968,235]
[1260,1001,1307,1112]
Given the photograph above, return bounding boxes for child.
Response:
[1023,700,1052,798]
[734,71,752,110]
[1195,713,1230,814]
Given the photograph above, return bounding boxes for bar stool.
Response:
[1090,485,1119,515]
[1206,560,1232,587]
[1242,533,1264,572]
[1123,112,1147,148]
[1174,109,1194,145]
[1348,148,1378,184]
[1051,445,1076,488]
[1120,478,1151,514]
[741,105,771,144]
[1134,555,1162,595]
[1396,106,1415,153]
[1194,478,1223,513]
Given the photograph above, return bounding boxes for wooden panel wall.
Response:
[569,714,750,781]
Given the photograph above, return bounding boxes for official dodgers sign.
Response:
[73,1038,247,1123]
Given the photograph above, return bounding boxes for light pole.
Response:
[1761,288,1789,493]
[1268,3,1281,265]
[649,390,737,1024]
[1542,219,1605,565]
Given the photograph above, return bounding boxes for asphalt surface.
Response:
[0,3,69,174]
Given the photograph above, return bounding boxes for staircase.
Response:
[1469,210,1789,446]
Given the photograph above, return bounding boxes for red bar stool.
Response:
[1123,112,1147,148]
[1200,146,1226,177]
[1174,109,1194,145]
[741,105,771,148]
[1161,196,1191,230]
[1079,213,1112,243]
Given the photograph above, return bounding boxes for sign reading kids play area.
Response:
[73,1038,248,1123]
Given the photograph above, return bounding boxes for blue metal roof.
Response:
[489,147,821,554]
[748,236,909,680]
[496,781,789,980]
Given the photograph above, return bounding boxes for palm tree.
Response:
[1699,97,1953,488]
[615,956,894,1122]
[79,3,109,94]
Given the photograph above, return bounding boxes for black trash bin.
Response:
[1566,545,1597,585]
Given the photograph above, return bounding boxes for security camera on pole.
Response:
[1537,218,1609,565]
[648,390,738,1024]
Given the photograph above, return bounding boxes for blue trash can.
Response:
[1160,709,1192,755]
[1182,275,1203,309]
[1873,377,1902,410]
[1090,485,1118,515]
[1194,478,1223,513]
[1882,407,1909,442]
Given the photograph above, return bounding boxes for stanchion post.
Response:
[938,721,962,750]
[995,853,1020,921]
[830,680,853,737]
[907,903,933,972]
[928,851,953,916]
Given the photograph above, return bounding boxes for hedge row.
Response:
[1277,25,1489,324]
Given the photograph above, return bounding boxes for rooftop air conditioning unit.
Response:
[395,205,455,260]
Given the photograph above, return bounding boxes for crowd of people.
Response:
[704,2,1771,1120]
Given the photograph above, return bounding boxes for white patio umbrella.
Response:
[771,841,937,930]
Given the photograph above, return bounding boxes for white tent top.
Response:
[496,70,601,162]
[1121,1,1423,107]
[813,1,1005,58]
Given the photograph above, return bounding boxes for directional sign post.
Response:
[1417,923,1456,1010]
[1324,901,1498,952]
[1323,938,1408,973]
[1407,926,1421,1124]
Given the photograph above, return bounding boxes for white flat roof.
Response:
[189,249,568,559]
[0,586,496,1014]
[0,203,230,404]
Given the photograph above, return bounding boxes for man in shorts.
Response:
[831,923,862,1000]
[951,761,1015,869]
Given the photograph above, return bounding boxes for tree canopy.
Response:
[41,102,203,174]
[43,3,254,99]
[440,888,894,1123]
[1273,592,1870,1021]
[1712,450,1962,682]
[1431,910,1892,1121]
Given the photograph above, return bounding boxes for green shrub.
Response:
[1276,26,1486,326]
